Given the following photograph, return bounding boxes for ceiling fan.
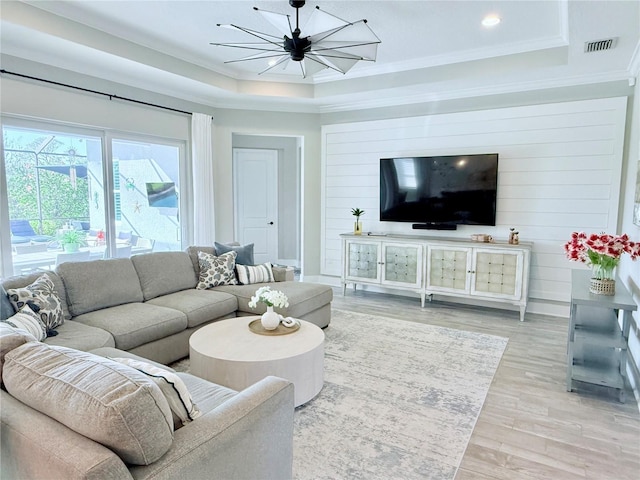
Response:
[210,0,381,78]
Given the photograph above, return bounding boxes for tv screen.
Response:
[146,182,178,208]
[380,154,498,226]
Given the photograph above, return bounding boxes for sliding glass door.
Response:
[2,120,186,276]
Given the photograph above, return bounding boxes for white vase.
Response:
[261,305,280,330]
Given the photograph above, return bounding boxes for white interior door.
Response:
[233,148,278,265]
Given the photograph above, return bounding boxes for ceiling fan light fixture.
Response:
[482,15,501,27]
[210,1,381,78]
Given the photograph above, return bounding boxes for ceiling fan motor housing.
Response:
[285,29,311,61]
[289,0,306,8]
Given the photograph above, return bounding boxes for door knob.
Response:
[268,221,274,225]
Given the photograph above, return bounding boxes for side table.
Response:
[566,270,637,402]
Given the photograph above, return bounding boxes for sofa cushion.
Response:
[177,371,238,414]
[2,271,71,321]
[73,303,188,351]
[111,357,202,428]
[214,241,254,265]
[3,305,47,341]
[236,262,275,285]
[146,289,238,328]
[0,322,36,384]
[2,343,174,465]
[196,251,238,289]
[186,245,216,275]
[131,252,197,301]
[44,320,115,352]
[215,281,334,319]
[57,258,144,317]
[6,273,65,332]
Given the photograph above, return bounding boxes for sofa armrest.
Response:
[272,266,294,282]
[1,391,132,480]
[129,376,294,480]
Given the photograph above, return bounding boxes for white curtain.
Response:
[191,113,216,245]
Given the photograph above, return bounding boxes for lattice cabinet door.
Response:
[345,240,381,282]
[471,249,523,300]
[381,243,423,288]
[426,246,472,293]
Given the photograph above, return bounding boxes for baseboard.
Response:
[312,275,569,319]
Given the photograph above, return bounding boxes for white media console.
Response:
[340,233,532,321]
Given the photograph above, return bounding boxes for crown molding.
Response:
[316,70,633,114]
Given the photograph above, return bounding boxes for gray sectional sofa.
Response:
[1,247,333,364]
[0,247,333,479]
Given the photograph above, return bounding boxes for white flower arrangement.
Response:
[248,286,289,309]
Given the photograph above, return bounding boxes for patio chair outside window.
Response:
[10,220,52,244]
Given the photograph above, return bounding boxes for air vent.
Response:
[584,38,617,53]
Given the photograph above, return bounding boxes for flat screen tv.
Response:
[380,154,498,228]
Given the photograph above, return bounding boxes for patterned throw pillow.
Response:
[111,357,201,429]
[236,262,275,285]
[6,274,64,333]
[2,305,47,341]
[196,250,238,290]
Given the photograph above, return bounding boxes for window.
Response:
[2,121,186,276]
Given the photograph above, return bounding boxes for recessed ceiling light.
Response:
[482,15,501,27]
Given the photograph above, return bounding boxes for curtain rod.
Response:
[0,69,192,116]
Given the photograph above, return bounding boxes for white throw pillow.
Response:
[236,262,275,285]
[2,305,47,341]
[112,357,201,428]
[196,250,238,289]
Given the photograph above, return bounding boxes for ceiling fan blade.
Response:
[254,8,293,37]
[310,20,380,48]
[301,57,330,77]
[311,41,380,61]
[305,54,348,75]
[258,55,290,75]
[215,24,283,44]
[307,53,361,74]
[303,6,349,37]
[210,42,282,51]
[224,50,288,64]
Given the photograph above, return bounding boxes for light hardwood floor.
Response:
[331,288,640,480]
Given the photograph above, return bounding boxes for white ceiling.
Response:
[1,0,639,113]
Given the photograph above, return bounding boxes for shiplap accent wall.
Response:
[321,97,628,306]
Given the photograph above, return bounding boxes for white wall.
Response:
[618,75,640,405]
[321,97,629,314]
[211,109,320,274]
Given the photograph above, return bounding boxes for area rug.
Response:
[171,309,508,479]
[292,309,507,480]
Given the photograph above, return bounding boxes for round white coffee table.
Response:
[189,317,324,407]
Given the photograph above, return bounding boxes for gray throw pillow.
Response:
[214,242,254,265]
[0,285,15,321]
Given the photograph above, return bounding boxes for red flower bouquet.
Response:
[564,232,640,280]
